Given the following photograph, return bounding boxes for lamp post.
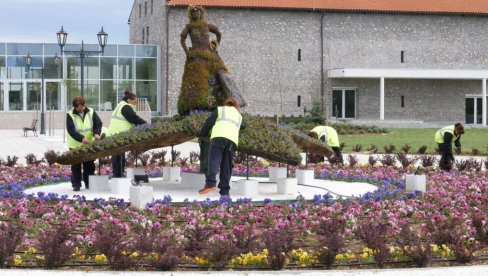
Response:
[56,26,108,98]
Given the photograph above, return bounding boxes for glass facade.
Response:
[0,42,160,113]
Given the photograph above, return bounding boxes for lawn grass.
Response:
[340,128,488,155]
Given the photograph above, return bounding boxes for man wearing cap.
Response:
[435,123,465,171]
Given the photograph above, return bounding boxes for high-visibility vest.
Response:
[210,106,242,146]
[435,125,460,144]
[107,101,136,136]
[67,108,94,149]
[311,126,340,147]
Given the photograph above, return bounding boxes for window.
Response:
[401,96,405,107]
[146,26,149,44]
[298,49,301,61]
[401,50,405,63]
[151,0,153,14]
[297,95,301,107]
[144,1,147,17]
[139,4,141,18]
[142,28,145,44]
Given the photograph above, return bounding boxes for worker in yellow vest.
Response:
[198,98,247,196]
[309,125,343,164]
[435,123,464,171]
[66,96,102,191]
[107,91,147,177]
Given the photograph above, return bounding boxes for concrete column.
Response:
[483,78,487,126]
[380,77,385,120]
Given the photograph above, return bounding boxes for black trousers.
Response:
[71,160,95,188]
[438,143,454,171]
[331,147,344,164]
[205,137,235,196]
[111,154,125,178]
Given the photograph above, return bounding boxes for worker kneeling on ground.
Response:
[435,123,465,171]
[308,125,344,164]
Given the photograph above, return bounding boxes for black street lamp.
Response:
[56,26,108,97]
[25,53,60,135]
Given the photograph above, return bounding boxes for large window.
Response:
[9,82,23,111]
[101,57,117,80]
[27,82,40,111]
[0,56,5,79]
[118,58,133,79]
[136,80,156,111]
[0,82,4,111]
[100,80,116,111]
[136,58,157,80]
[0,43,159,114]
[46,82,61,110]
[332,89,356,119]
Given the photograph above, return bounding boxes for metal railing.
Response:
[136,98,151,112]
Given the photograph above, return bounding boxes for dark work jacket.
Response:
[199,109,248,140]
[66,106,103,143]
[121,104,147,126]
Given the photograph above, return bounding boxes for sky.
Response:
[0,0,134,44]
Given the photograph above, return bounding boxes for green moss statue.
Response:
[178,5,246,115]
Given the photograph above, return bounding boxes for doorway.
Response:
[332,89,356,119]
[465,96,484,125]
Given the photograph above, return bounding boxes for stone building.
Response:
[129,0,488,126]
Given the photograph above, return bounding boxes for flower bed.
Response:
[0,162,487,270]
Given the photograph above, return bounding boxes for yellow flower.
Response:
[130,252,139,258]
[12,255,22,266]
[335,254,344,260]
[195,256,209,265]
[430,244,439,253]
[94,254,108,264]
[28,247,37,254]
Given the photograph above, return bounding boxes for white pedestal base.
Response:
[88,175,110,192]
[181,172,205,188]
[296,169,314,185]
[163,166,181,182]
[233,179,259,198]
[405,175,426,192]
[130,186,153,209]
[277,178,298,195]
[126,167,145,180]
[268,167,287,182]
[111,178,132,195]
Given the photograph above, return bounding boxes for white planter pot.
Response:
[130,185,153,209]
[88,175,110,192]
[111,178,132,195]
[268,167,287,182]
[299,152,307,166]
[126,167,146,180]
[405,174,426,192]
[296,169,314,185]
[163,166,181,182]
[181,172,206,188]
[233,179,259,198]
[277,178,298,195]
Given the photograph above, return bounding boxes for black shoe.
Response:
[73,187,80,192]
[85,185,89,189]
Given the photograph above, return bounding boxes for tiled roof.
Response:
[167,0,488,15]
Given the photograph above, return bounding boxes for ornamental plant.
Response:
[358,219,391,268]
[262,224,296,270]
[395,221,432,267]
[0,220,24,268]
[36,223,75,269]
[315,219,346,269]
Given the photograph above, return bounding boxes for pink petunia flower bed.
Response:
[0,161,487,270]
